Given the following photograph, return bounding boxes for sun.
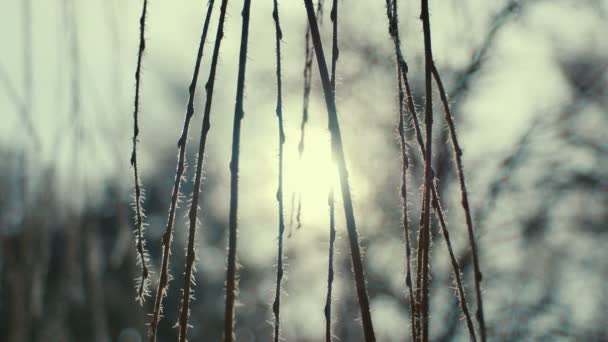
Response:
[284,126,339,232]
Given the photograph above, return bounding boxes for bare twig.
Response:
[298,0,324,155]
[398,58,478,342]
[432,189,478,342]
[302,1,376,340]
[223,0,252,340]
[383,1,417,340]
[271,0,286,340]
[432,64,486,341]
[149,0,227,339]
[416,1,435,340]
[324,0,338,340]
[387,10,477,340]
[177,1,217,341]
[325,189,336,342]
[130,0,150,305]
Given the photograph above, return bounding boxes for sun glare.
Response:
[284,126,339,232]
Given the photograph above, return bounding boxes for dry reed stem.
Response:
[176,1,217,341]
[416,1,435,340]
[324,0,338,340]
[383,1,417,340]
[271,0,286,340]
[398,64,478,342]
[224,0,251,340]
[149,0,228,339]
[303,0,376,340]
[298,0,324,155]
[325,189,336,342]
[432,64,485,341]
[130,0,150,305]
[389,3,477,339]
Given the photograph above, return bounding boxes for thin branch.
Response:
[177,1,217,341]
[302,1,376,340]
[224,0,252,340]
[383,0,416,340]
[324,0,338,340]
[432,64,486,341]
[433,0,521,199]
[417,1,435,340]
[325,189,336,342]
[130,0,150,305]
[149,0,227,339]
[330,0,338,90]
[298,0,324,155]
[386,2,476,339]
[431,188,478,342]
[271,0,286,340]
[298,28,313,156]
[397,53,478,342]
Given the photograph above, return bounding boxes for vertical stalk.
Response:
[432,64,486,341]
[130,0,149,305]
[177,1,217,341]
[149,0,227,339]
[271,0,286,340]
[224,0,252,340]
[383,1,417,340]
[418,1,434,340]
[324,0,338,340]
[397,58,478,342]
[302,1,376,340]
[383,1,479,338]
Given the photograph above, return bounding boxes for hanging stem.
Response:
[432,64,486,341]
[398,60,478,342]
[324,0,338,340]
[149,0,228,339]
[416,1,435,340]
[130,0,150,304]
[224,0,252,340]
[271,0,286,340]
[302,1,376,340]
[176,1,217,341]
[383,0,417,340]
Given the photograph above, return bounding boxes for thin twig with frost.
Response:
[176,1,217,341]
[149,0,224,340]
[432,64,486,341]
[271,0,286,340]
[130,0,150,305]
[324,0,338,340]
[303,0,376,340]
[223,0,252,340]
[383,0,417,339]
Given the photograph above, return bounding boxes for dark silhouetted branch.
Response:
[416,1,435,340]
[271,0,286,340]
[324,0,338,340]
[224,0,251,340]
[387,7,478,338]
[149,0,226,339]
[177,1,217,341]
[303,1,376,340]
[432,64,486,341]
[130,0,150,305]
[383,0,422,339]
